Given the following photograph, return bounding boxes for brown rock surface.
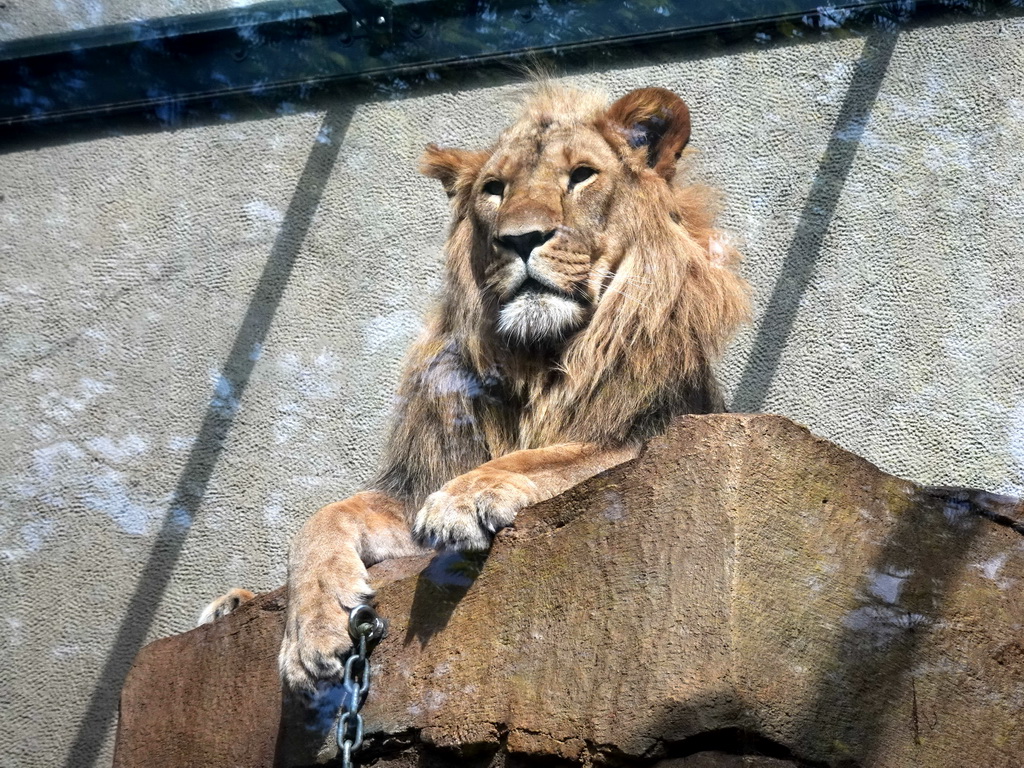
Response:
[113,414,1024,768]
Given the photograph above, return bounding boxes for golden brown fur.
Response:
[377,84,747,505]
[201,84,749,692]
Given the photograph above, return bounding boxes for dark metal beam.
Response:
[0,0,1016,127]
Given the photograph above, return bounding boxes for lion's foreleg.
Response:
[280,490,427,692]
[414,442,640,550]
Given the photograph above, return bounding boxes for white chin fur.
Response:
[497,292,584,344]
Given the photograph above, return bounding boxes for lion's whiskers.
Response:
[602,286,649,309]
[590,268,654,304]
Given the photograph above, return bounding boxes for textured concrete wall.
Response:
[2,14,1023,768]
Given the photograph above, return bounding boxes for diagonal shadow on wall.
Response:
[729,28,899,413]
[790,487,988,766]
[61,105,353,768]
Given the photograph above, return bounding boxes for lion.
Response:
[201,84,749,693]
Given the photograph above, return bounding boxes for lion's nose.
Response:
[497,229,555,262]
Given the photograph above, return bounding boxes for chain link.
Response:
[338,604,386,768]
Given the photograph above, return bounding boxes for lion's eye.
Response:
[569,166,597,188]
[483,179,505,198]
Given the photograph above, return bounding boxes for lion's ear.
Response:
[420,143,489,198]
[606,88,691,181]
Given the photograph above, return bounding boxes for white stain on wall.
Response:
[85,434,149,463]
[39,376,113,426]
[165,435,196,452]
[243,200,284,240]
[16,428,169,537]
[263,490,287,527]
[272,350,343,445]
[1,519,56,561]
[81,467,163,536]
[1001,402,1024,497]
[362,309,421,355]
[51,643,82,660]
[209,370,241,418]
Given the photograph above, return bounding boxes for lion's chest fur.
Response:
[473,361,577,454]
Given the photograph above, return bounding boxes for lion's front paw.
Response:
[279,578,374,693]
[413,468,538,551]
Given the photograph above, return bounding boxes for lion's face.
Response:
[473,123,623,345]
[422,86,695,348]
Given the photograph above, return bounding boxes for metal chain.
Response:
[338,604,386,768]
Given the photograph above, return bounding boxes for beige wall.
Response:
[1,14,1023,767]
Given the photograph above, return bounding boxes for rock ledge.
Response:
[113,415,1024,768]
